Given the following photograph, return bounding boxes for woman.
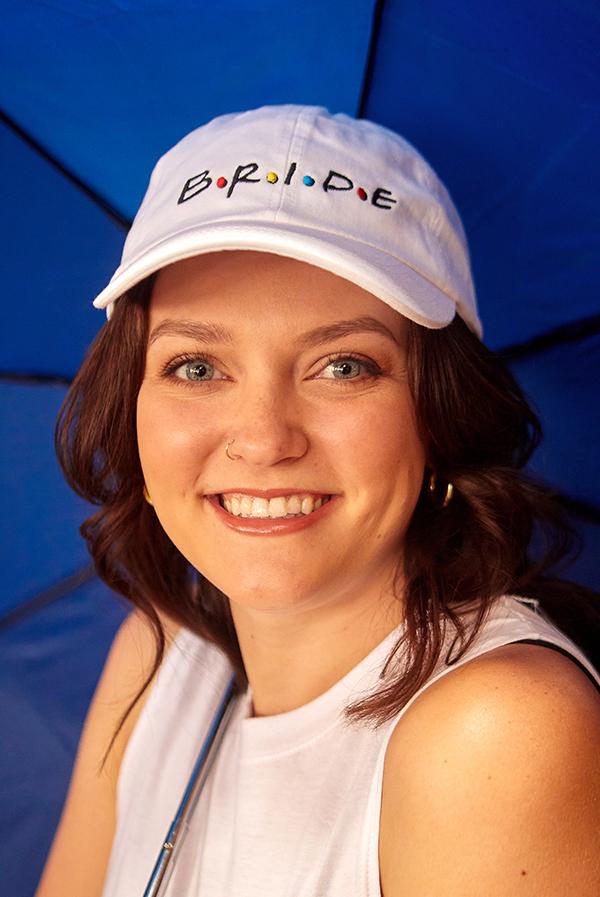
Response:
[37,105,600,896]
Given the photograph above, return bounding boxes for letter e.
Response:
[372,188,397,210]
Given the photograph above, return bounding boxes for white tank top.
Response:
[101,595,600,896]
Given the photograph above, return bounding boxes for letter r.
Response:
[227,163,261,198]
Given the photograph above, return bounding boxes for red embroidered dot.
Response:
[357,187,368,201]
[217,177,227,188]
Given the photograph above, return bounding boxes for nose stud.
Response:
[225,440,242,461]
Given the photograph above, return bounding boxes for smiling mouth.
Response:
[217,493,332,519]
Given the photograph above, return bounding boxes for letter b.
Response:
[177,171,212,204]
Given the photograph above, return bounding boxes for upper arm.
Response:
[379,644,600,897]
[35,608,180,897]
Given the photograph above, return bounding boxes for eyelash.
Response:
[159,352,384,386]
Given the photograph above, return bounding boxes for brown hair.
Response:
[55,275,600,760]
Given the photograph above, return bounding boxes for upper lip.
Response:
[207,488,334,499]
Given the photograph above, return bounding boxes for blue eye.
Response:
[320,354,381,381]
[179,359,214,381]
[326,357,362,379]
[161,353,224,383]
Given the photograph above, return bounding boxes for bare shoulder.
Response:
[380,643,600,897]
[95,608,182,768]
[35,608,181,897]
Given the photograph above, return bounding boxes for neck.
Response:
[229,577,405,718]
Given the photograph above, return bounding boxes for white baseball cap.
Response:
[93,104,482,338]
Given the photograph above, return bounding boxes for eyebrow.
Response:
[149,315,403,349]
[149,319,234,346]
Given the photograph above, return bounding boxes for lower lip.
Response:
[205,495,339,535]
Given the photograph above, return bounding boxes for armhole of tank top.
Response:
[505,638,600,694]
[115,626,202,808]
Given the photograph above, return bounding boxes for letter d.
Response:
[323,170,354,193]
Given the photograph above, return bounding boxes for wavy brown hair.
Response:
[55,274,600,762]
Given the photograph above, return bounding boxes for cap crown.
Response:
[96,105,480,337]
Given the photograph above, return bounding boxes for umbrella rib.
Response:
[0,564,98,632]
[0,371,73,386]
[0,108,131,231]
[497,312,600,361]
[555,495,600,528]
[357,0,386,118]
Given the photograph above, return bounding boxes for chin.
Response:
[214,571,327,611]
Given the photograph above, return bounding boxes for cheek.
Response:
[136,387,214,486]
[318,392,425,488]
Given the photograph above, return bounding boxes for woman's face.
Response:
[137,250,426,615]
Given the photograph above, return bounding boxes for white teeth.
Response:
[287,495,302,514]
[250,497,270,518]
[240,495,253,515]
[268,497,288,517]
[220,493,330,519]
[301,497,313,515]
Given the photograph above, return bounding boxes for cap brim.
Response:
[92,220,482,338]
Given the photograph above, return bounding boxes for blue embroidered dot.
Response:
[303,175,315,186]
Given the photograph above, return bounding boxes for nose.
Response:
[223,380,309,467]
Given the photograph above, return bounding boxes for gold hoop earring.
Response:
[428,472,454,508]
[143,484,153,506]
[442,482,454,508]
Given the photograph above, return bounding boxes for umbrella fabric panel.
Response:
[510,332,600,511]
[0,574,127,897]
[0,382,92,615]
[0,0,377,221]
[0,120,124,379]
[565,520,600,593]
[363,0,600,350]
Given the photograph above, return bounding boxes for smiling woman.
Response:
[39,106,600,897]
[136,251,424,640]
